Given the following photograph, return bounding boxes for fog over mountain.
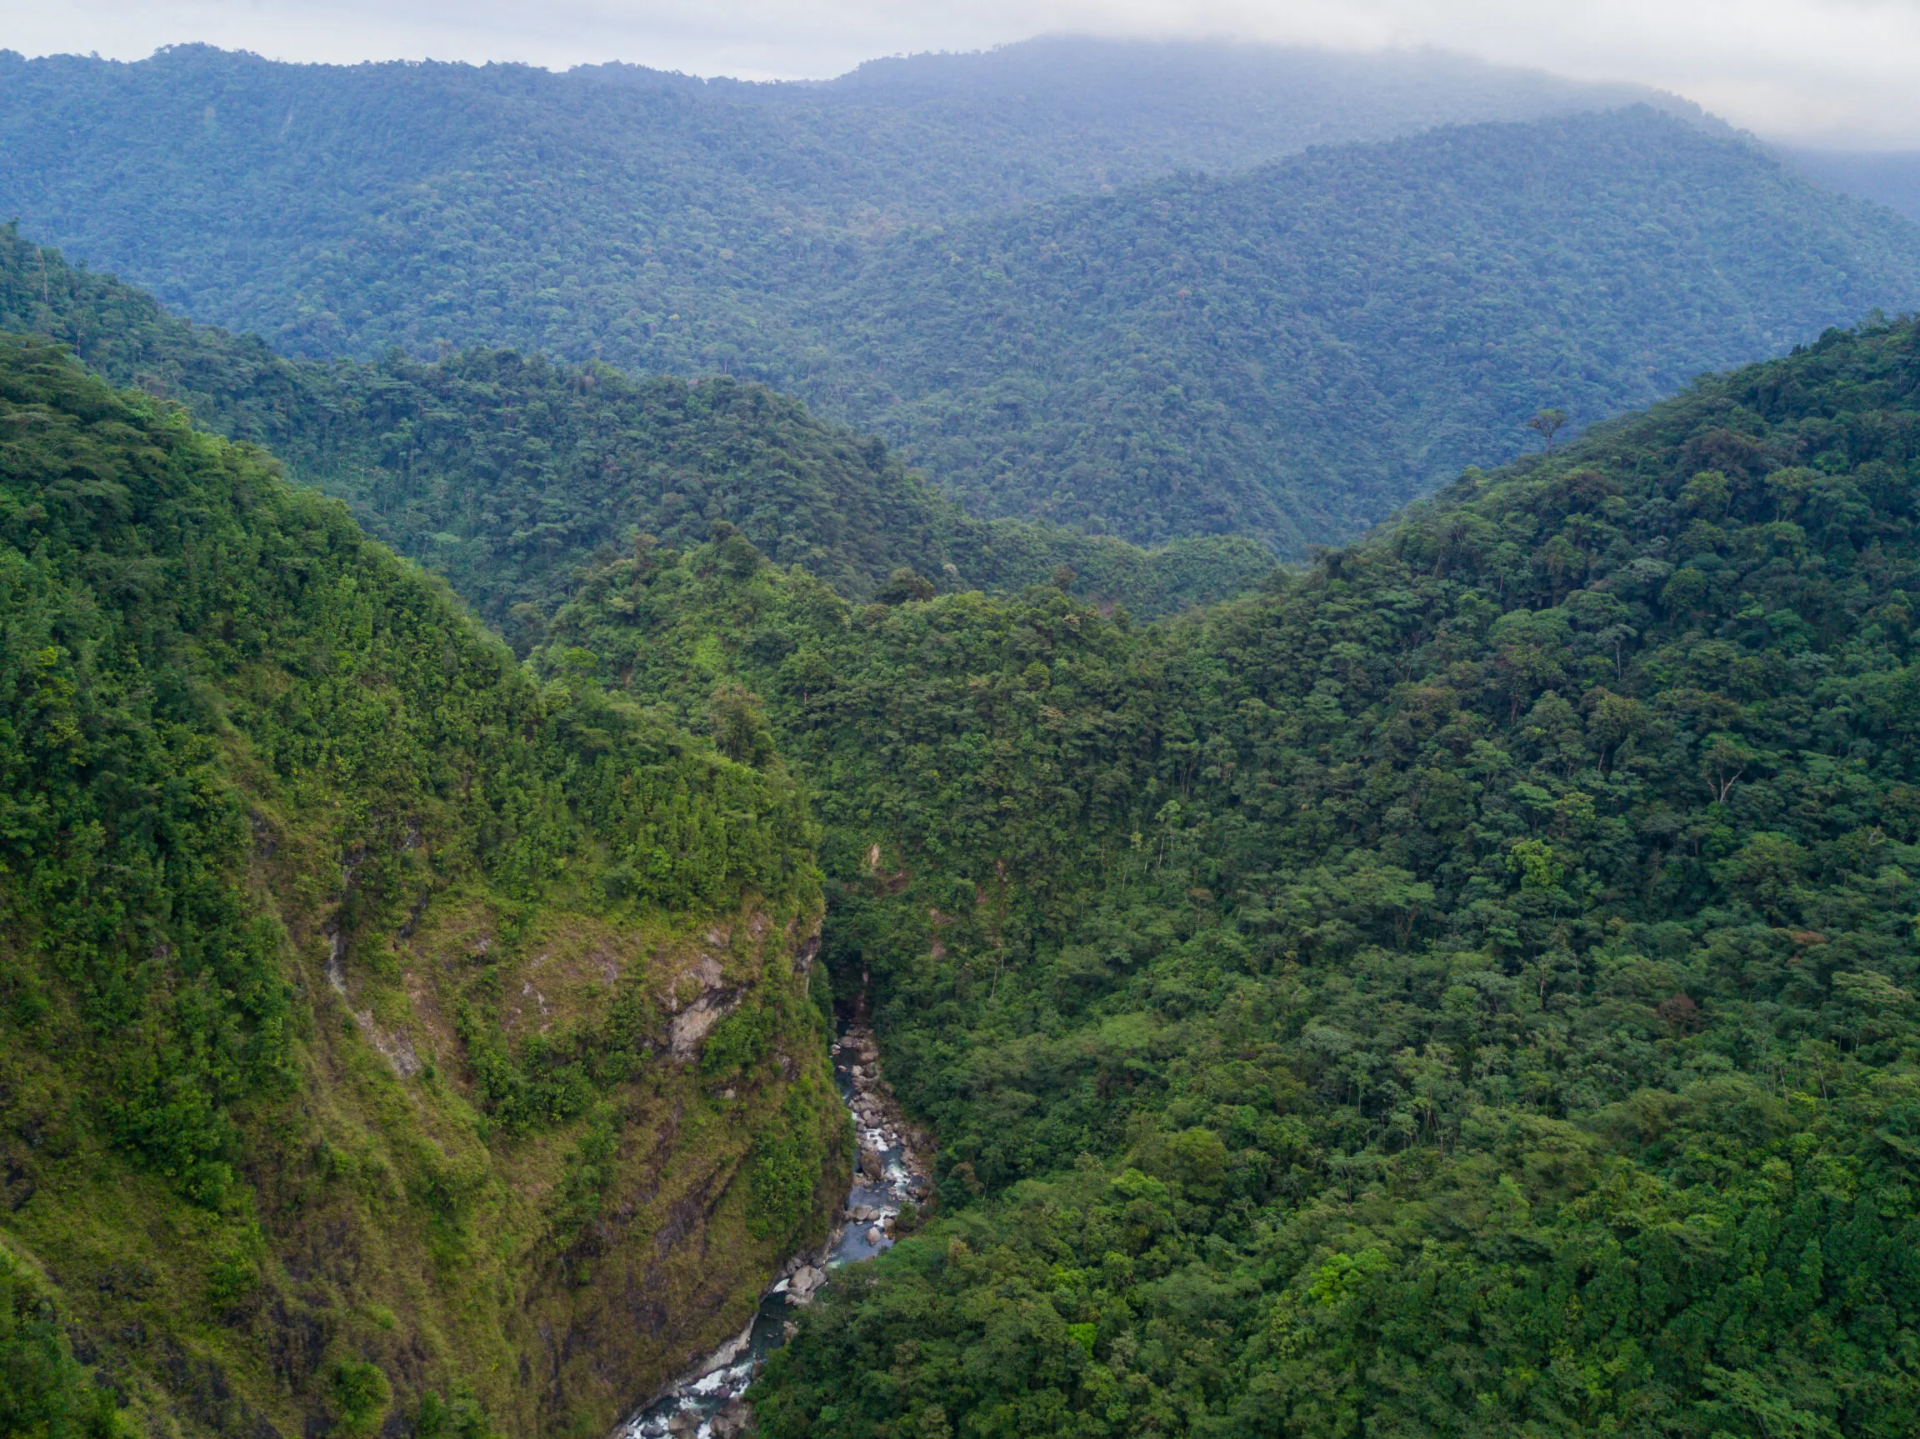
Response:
[1785,147,1920,226]
[13,0,1920,145]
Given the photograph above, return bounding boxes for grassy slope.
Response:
[0,339,846,1439]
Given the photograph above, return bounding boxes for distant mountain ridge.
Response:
[2,42,1915,556]
[0,38,1685,286]
[0,38,1691,375]
[788,107,1920,547]
[590,36,1699,193]
[1784,147,1920,225]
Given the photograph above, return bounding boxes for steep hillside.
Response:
[539,317,1920,1432]
[795,107,1920,547]
[0,339,845,1439]
[0,39,1670,373]
[0,228,1268,623]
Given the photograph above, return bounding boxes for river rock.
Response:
[711,1398,754,1437]
[667,1410,701,1437]
[866,1224,884,1245]
[859,1147,885,1180]
[790,1264,825,1296]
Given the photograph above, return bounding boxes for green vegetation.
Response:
[0,1247,119,1439]
[0,225,1268,622]
[0,37,1672,369]
[794,108,1920,547]
[3,47,1915,552]
[523,318,1920,1432]
[11,44,1920,1430]
[0,337,845,1437]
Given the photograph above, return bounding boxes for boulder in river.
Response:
[711,1398,754,1437]
[790,1264,825,1296]
[860,1147,885,1180]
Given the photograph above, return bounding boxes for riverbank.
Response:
[618,1025,932,1438]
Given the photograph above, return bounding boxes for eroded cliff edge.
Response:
[0,342,849,1439]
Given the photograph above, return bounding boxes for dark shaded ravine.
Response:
[619,1026,932,1439]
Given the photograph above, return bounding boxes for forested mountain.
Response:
[792,107,1920,547]
[12,46,1909,555]
[0,338,846,1438]
[10,25,1920,1435]
[0,227,1267,621]
[521,317,1920,1433]
[0,38,1671,366]
[15,297,1920,1437]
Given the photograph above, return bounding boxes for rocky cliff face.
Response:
[2,811,845,1439]
[0,341,847,1439]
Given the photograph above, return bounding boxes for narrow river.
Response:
[619,1025,931,1439]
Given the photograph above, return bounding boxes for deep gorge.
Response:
[5,34,1920,1439]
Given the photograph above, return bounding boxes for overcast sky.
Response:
[12,0,1920,147]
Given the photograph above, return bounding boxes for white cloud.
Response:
[9,0,1920,145]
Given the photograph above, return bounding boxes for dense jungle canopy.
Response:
[5,35,1920,1436]
[516,318,1920,1436]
